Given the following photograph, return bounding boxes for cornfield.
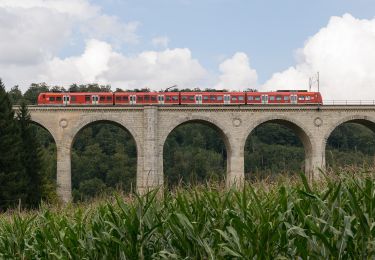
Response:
[1,170,375,259]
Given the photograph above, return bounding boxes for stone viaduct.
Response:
[21,105,375,202]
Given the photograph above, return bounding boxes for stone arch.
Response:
[70,117,142,156]
[160,115,232,150]
[322,114,375,151]
[241,115,315,176]
[160,115,232,184]
[30,119,58,145]
[69,117,141,199]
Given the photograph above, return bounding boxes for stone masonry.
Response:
[20,105,375,202]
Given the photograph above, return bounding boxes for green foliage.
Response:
[68,83,111,92]
[0,79,27,210]
[1,172,375,258]
[7,86,23,105]
[16,103,43,207]
[245,124,305,178]
[23,83,49,105]
[72,124,137,202]
[326,123,375,168]
[163,123,226,188]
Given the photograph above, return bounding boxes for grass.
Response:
[1,168,375,259]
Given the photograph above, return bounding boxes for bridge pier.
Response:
[309,142,326,180]
[226,141,244,188]
[137,106,163,194]
[56,139,72,203]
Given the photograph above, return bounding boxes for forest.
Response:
[1,81,375,208]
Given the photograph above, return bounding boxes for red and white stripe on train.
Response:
[37,90,323,105]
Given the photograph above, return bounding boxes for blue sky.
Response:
[88,0,375,82]
[1,0,375,99]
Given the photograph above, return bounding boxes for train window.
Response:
[116,96,121,101]
[123,96,128,101]
[298,96,305,100]
[239,96,244,101]
[137,96,143,102]
[49,97,55,101]
[100,96,105,101]
[182,96,187,101]
[107,96,112,101]
[210,95,216,101]
[217,96,223,101]
[56,97,62,101]
[166,96,171,101]
[255,96,260,101]
[151,96,157,101]
[248,96,254,101]
[203,96,209,101]
[276,96,282,101]
[189,96,194,101]
[305,96,311,100]
[144,96,150,101]
[232,96,237,101]
[172,96,178,101]
[284,96,289,101]
[269,96,275,101]
[85,96,90,102]
[71,96,76,102]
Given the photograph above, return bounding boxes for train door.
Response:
[224,95,231,104]
[158,95,164,104]
[291,94,297,104]
[261,94,268,104]
[195,95,202,104]
[130,95,137,105]
[92,95,99,105]
[63,95,70,105]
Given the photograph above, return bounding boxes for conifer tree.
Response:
[0,79,27,210]
[17,102,43,207]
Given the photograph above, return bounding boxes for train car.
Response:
[180,92,246,105]
[38,92,114,105]
[114,92,179,105]
[246,91,322,105]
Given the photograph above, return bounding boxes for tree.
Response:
[8,85,23,105]
[23,83,49,104]
[17,102,44,207]
[0,79,27,210]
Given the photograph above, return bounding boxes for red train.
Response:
[37,90,323,106]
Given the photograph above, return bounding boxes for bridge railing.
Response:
[323,100,375,105]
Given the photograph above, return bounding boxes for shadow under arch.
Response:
[162,119,231,188]
[243,117,314,178]
[324,116,375,168]
[70,119,138,201]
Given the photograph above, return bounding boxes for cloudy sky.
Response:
[1,0,375,99]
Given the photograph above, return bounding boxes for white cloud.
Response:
[262,14,375,100]
[152,36,169,49]
[102,48,207,90]
[215,52,258,91]
[0,0,139,68]
[0,0,206,91]
[25,40,207,90]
